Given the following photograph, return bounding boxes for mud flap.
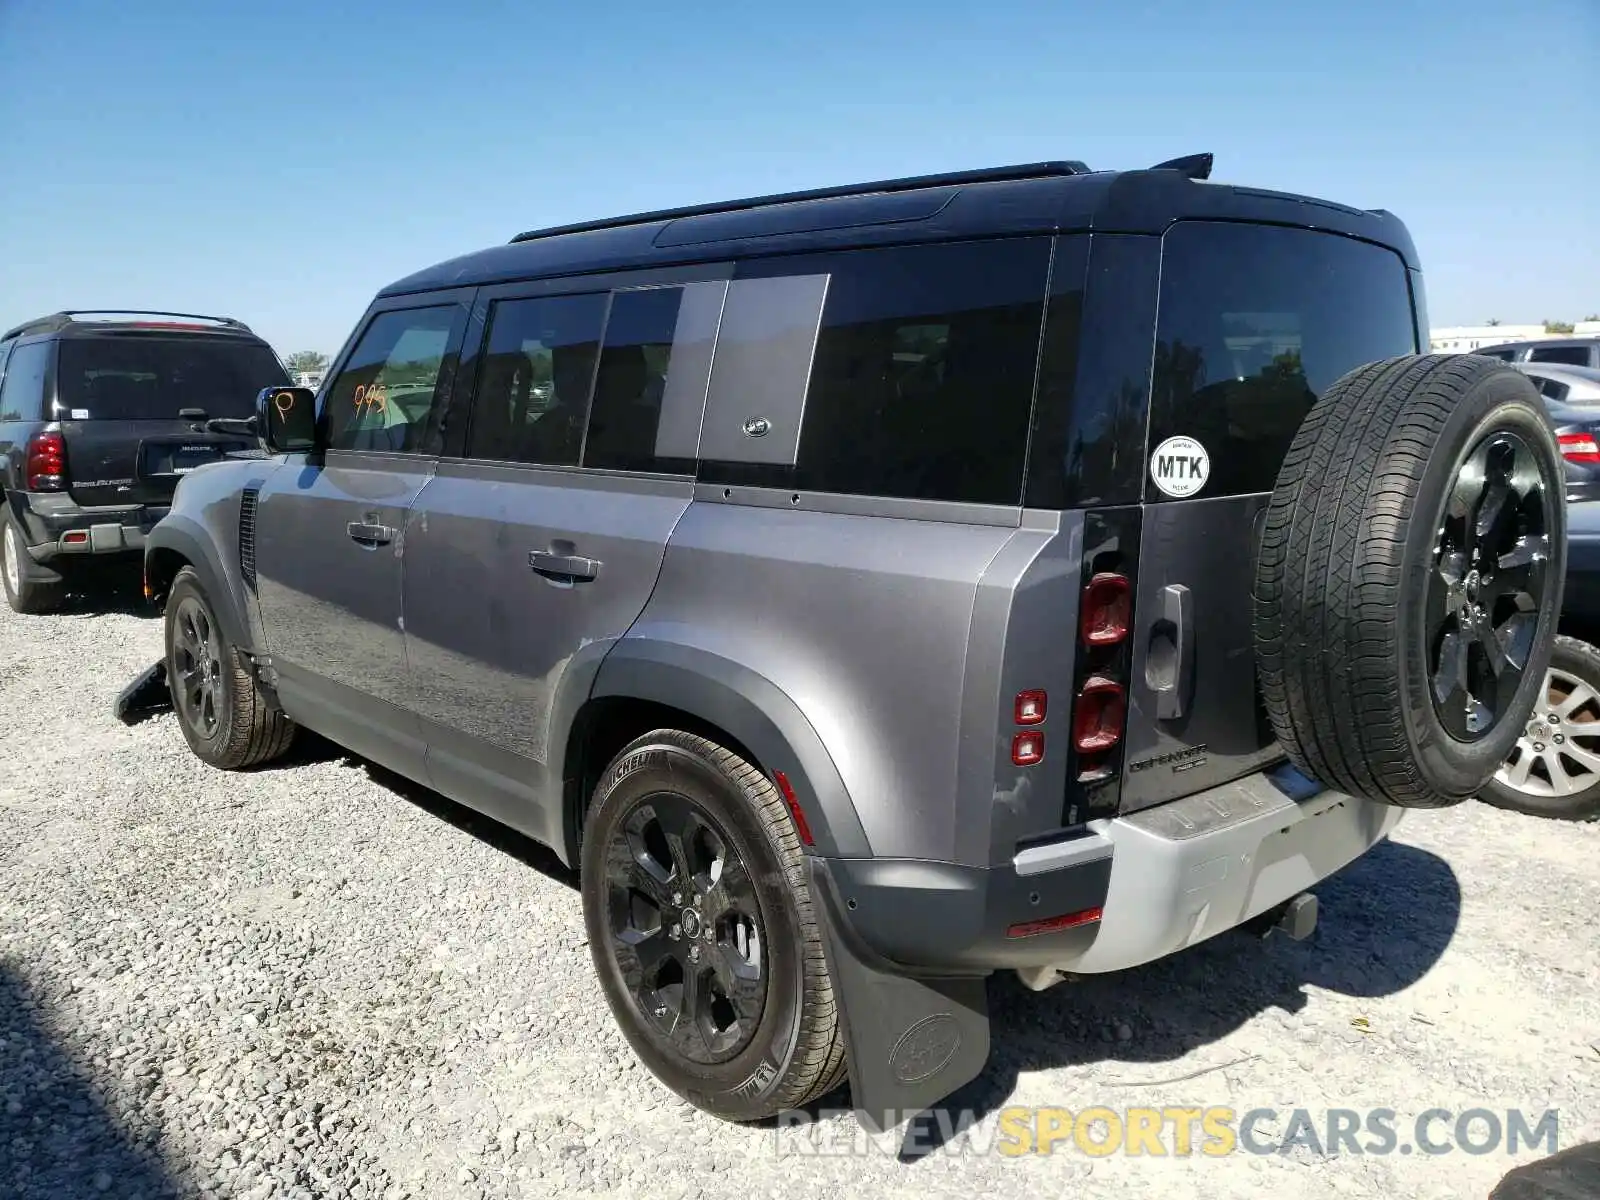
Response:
[809,859,991,1133]
[114,661,171,725]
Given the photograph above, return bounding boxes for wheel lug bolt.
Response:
[672,893,682,905]
[689,945,700,963]
[1555,735,1565,745]
[1548,714,1560,725]
[1533,743,1546,753]
[670,924,681,940]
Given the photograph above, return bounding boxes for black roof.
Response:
[2,310,259,342]
[379,157,1420,298]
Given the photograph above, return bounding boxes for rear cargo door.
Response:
[1119,221,1421,811]
[53,333,283,506]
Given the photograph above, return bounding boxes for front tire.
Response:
[164,567,295,769]
[581,730,846,1121]
[1482,636,1600,821]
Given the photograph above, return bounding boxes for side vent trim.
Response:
[239,487,259,592]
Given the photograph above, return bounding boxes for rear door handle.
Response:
[1149,583,1195,721]
[529,550,601,583]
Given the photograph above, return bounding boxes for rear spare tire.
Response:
[1255,354,1566,808]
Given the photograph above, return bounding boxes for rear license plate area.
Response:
[140,442,239,477]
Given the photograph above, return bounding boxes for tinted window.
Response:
[55,336,284,420]
[707,238,1050,503]
[468,293,607,466]
[0,341,51,423]
[1535,377,1570,403]
[1148,223,1417,500]
[1530,346,1593,367]
[584,287,688,472]
[325,306,461,453]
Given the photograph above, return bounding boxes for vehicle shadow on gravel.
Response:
[896,838,1462,1161]
[0,965,180,1200]
[272,734,578,886]
[51,579,158,620]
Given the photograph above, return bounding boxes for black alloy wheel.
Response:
[1427,431,1553,742]
[171,593,225,740]
[602,792,767,1065]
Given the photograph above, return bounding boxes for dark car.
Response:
[1513,363,1600,502]
[1474,337,1600,369]
[0,311,287,612]
[1484,499,1600,822]
[137,155,1567,1128]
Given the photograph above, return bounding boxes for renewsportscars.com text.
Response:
[774,1106,1562,1160]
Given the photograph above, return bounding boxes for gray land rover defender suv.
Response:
[140,155,1567,1128]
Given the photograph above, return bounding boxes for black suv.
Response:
[0,311,288,612]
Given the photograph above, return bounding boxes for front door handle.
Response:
[347,513,396,547]
[529,549,601,583]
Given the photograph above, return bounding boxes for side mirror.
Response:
[255,386,318,453]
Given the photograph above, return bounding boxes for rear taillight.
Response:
[1073,676,1126,752]
[1559,433,1600,464]
[1062,510,1142,823]
[25,432,66,491]
[1080,573,1132,646]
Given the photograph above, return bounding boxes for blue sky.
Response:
[1,0,1595,358]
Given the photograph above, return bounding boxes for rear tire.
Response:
[581,729,846,1121]
[1481,636,1600,821]
[164,567,295,769]
[1,510,64,615]
[1256,354,1567,808]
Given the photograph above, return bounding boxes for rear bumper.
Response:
[13,493,167,563]
[813,762,1402,978]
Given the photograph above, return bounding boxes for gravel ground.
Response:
[2,593,1597,1200]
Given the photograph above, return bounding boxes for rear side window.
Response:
[468,293,608,466]
[0,341,52,423]
[1530,346,1593,367]
[707,238,1051,504]
[325,306,463,454]
[1148,223,1418,500]
[1475,348,1518,362]
[584,285,725,473]
[55,336,285,420]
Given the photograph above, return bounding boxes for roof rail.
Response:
[509,160,1094,245]
[2,310,253,340]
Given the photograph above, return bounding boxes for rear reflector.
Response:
[1073,677,1126,753]
[772,770,815,846]
[1014,689,1047,725]
[1081,573,1132,646]
[1007,906,1103,938]
[62,531,88,545]
[1559,433,1600,464]
[1011,731,1045,766]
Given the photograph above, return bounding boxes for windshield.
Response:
[56,335,288,420]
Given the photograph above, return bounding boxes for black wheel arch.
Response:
[144,517,255,653]
[577,640,872,865]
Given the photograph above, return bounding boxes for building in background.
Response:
[1430,324,1545,352]
[1432,321,1600,353]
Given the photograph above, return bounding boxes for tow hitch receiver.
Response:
[1249,892,1319,942]
[114,660,171,725]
